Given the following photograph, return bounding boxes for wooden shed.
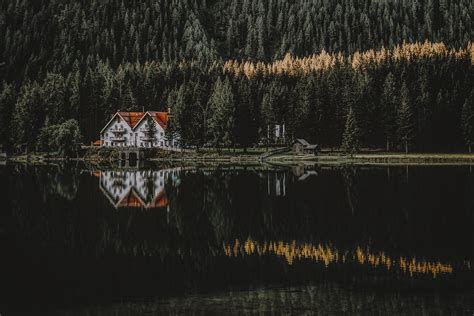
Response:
[292,139,320,155]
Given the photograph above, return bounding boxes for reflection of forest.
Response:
[2,164,474,309]
[4,164,474,271]
[63,284,474,315]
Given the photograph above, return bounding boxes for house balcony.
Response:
[140,136,156,141]
[110,128,127,134]
[110,137,126,142]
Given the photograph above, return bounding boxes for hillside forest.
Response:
[0,0,473,153]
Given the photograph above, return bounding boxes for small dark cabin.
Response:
[292,139,319,155]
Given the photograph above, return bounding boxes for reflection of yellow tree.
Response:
[224,238,469,278]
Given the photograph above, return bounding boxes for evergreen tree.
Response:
[234,79,259,151]
[123,82,138,111]
[170,83,201,148]
[10,82,44,152]
[207,77,235,149]
[342,107,361,156]
[381,73,397,151]
[461,90,474,153]
[41,73,67,125]
[260,89,275,144]
[397,83,415,154]
[292,77,312,140]
[145,116,157,147]
[0,82,16,149]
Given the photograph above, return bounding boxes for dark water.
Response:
[0,162,473,315]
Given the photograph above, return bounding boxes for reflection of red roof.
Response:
[148,111,169,129]
[117,190,145,208]
[115,188,168,209]
[152,190,168,208]
[118,112,146,129]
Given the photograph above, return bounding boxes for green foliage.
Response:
[461,89,474,152]
[10,82,44,152]
[0,0,472,153]
[168,82,204,147]
[342,107,361,155]
[37,119,83,157]
[1,0,472,81]
[0,82,16,148]
[397,83,416,153]
[207,78,235,147]
[145,116,157,146]
[381,73,398,151]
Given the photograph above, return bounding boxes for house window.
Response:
[160,141,164,147]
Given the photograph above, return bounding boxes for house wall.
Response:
[134,118,167,148]
[292,143,304,153]
[100,116,133,147]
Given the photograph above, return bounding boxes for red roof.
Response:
[118,112,146,129]
[91,171,102,178]
[147,111,169,129]
[101,111,170,134]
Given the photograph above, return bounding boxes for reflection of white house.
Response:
[95,168,180,209]
[267,172,286,196]
[99,111,180,148]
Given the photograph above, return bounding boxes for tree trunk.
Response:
[405,140,408,154]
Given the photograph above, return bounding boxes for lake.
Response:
[0,162,473,314]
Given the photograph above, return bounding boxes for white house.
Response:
[99,111,179,148]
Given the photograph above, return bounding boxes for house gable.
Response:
[134,111,168,131]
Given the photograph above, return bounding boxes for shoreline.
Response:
[4,151,474,166]
[266,153,474,166]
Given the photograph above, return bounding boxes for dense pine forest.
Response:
[0,0,473,153]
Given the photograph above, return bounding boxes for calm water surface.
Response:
[0,162,473,314]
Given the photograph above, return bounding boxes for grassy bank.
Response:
[4,148,474,166]
[269,152,474,165]
[151,147,266,163]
